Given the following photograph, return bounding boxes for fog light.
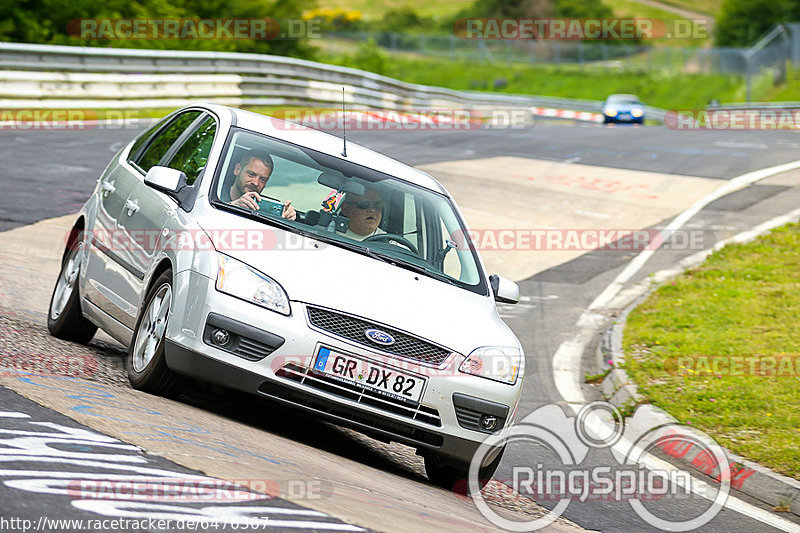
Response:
[212,328,231,346]
[480,415,498,431]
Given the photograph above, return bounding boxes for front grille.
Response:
[306,306,452,366]
[276,362,442,427]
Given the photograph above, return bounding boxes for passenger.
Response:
[340,187,385,240]
[225,151,296,221]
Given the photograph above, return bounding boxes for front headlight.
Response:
[604,107,617,116]
[631,108,644,118]
[459,346,522,385]
[216,253,290,315]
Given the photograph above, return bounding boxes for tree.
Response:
[715,0,800,47]
[0,0,317,59]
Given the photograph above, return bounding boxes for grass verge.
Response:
[323,51,745,109]
[623,223,800,479]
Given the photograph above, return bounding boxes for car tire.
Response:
[47,238,97,344]
[424,446,505,493]
[127,269,185,396]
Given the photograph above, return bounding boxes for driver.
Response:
[226,151,296,221]
[340,187,385,241]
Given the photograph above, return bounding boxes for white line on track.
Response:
[589,159,800,311]
[550,158,800,532]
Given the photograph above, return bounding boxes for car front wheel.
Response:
[127,269,185,396]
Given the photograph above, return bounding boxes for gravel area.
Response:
[0,306,128,386]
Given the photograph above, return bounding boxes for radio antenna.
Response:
[341,87,348,157]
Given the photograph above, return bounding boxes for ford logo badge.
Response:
[365,329,395,346]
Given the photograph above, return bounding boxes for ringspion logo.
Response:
[470,402,731,530]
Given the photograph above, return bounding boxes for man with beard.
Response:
[226,151,296,220]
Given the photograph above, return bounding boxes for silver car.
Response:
[47,103,524,489]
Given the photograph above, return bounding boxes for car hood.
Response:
[198,216,519,356]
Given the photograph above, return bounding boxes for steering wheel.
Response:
[362,233,420,255]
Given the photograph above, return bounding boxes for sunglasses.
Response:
[347,200,384,210]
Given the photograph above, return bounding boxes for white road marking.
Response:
[589,159,800,311]
[713,141,768,150]
[550,159,800,532]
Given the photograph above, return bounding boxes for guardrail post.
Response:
[745,54,752,102]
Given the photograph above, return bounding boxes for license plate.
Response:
[313,347,426,403]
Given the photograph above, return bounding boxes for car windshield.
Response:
[209,128,486,294]
[607,96,640,105]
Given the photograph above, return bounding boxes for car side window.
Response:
[166,116,216,185]
[135,111,202,173]
[127,120,165,164]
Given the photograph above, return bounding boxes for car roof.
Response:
[198,103,447,195]
[606,94,640,102]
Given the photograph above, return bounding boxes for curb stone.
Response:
[598,212,800,517]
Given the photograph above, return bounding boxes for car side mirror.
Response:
[489,274,519,304]
[145,166,187,194]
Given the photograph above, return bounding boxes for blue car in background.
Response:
[602,94,645,124]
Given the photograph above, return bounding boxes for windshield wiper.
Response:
[318,236,394,264]
[368,249,459,287]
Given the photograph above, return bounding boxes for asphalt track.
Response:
[1,119,800,532]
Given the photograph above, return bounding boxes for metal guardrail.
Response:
[712,101,800,109]
[0,41,668,121]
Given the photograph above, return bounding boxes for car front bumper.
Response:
[166,270,521,463]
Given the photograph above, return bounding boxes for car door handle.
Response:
[101,180,116,197]
[124,199,140,216]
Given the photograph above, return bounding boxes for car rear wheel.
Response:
[127,269,185,396]
[47,239,97,344]
[424,446,505,493]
